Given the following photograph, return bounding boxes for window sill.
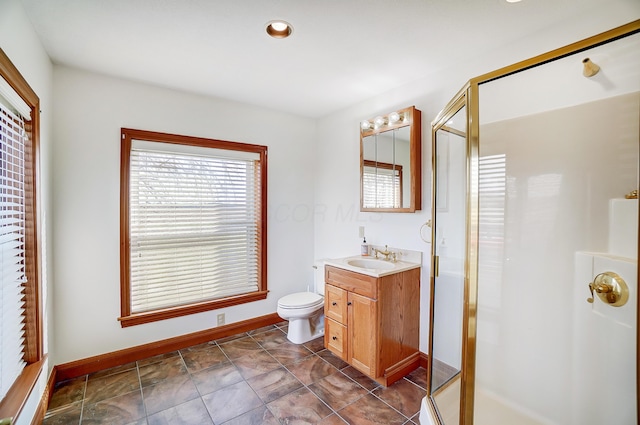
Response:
[118,290,268,327]
[0,356,47,424]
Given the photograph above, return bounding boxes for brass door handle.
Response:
[586,272,629,307]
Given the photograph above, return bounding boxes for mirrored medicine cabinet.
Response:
[360,105,422,212]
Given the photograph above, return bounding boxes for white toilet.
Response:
[277,262,325,344]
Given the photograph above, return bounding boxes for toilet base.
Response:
[284,311,325,344]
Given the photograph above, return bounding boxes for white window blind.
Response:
[0,99,27,401]
[363,166,401,208]
[128,140,262,313]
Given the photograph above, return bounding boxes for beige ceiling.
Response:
[19,0,640,117]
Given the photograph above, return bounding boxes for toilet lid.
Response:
[279,292,323,309]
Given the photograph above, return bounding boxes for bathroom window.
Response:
[119,128,267,327]
[0,50,43,419]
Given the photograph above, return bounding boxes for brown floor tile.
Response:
[124,420,148,425]
[309,371,368,411]
[405,367,427,391]
[138,355,188,387]
[180,345,228,373]
[337,393,406,425]
[405,367,428,390]
[147,397,213,425]
[142,373,200,415]
[319,413,349,424]
[137,351,180,367]
[81,390,145,425]
[219,336,263,359]
[44,323,426,425]
[341,366,380,391]
[247,324,277,335]
[191,361,243,395]
[222,405,280,425]
[246,366,303,403]
[304,336,326,353]
[267,387,333,424]
[317,349,350,370]
[88,362,137,380]
[43,401,82,425]
[232,349,281,379]
[201,380,263,424]
[287,354,337,386]
[214,332,249,344]
[47,376,86,411]
[179,341,216,352]
[266,341,313,365]
[84,369,140,404]
[250,328,288,349]
[372,379,424,418]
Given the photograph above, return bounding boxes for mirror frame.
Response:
[360,105,422,212]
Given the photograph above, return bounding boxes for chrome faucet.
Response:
[373,245,396,261]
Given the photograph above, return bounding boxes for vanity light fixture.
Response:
[266,20,293,39]
[361,110,409,133]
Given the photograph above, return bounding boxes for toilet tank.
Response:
[313,260,326,295]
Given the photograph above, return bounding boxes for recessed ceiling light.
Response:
[505,0,522,3]
[266,20,293,39]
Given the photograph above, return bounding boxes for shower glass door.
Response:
[428,98,471,424]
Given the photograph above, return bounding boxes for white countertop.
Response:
[324,255,421,278]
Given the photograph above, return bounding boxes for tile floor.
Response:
[43,322,426,424]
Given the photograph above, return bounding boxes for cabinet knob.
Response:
[347,302,352,306]
[332,301,337,306]
[332,336,337,341]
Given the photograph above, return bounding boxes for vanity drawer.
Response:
[325,265,377,299]
[325,318,347,361]
[325,284,347,324]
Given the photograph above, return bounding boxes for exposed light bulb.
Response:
[361,120,372,130]
[388,112,401,123]
[374,116,386,128]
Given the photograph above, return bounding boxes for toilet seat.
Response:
[278,292,323,309]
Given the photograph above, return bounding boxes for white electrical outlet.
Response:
[359,226,365,238]
[217,313,225,326]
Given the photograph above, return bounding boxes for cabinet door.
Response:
[325,284,347,324]
[325,318,347,360]
[348,292,377,377]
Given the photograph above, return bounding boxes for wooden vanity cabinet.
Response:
[323,265,420,386]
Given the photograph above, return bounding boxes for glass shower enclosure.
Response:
[424,20,639,425]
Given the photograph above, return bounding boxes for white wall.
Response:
[313,5,639,353]
[0,0,53,424]
[51,66,316,365]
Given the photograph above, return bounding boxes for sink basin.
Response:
[347,258,396,270]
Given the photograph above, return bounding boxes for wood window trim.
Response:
[119,128,268,328]
[0,48,44,423]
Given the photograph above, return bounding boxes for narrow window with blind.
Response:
[119,129,268,327]
[0,48,42,422]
